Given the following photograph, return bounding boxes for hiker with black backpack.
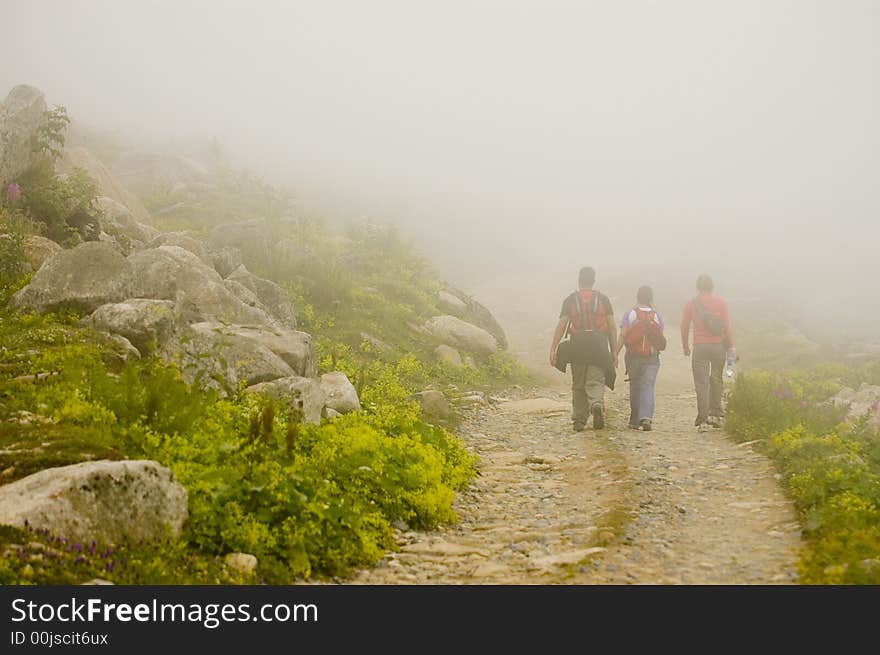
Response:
[549,267,618,431]
[680,274,734,432]
[615,285,666,431]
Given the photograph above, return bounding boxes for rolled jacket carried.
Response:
[555,331,616,390]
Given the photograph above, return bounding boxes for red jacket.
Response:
[680,293,733,350]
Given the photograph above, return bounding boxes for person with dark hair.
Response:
[615,285,666,431]
[549,266,618,431]
[680,274,734,431]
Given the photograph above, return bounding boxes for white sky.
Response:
[2,0,878,288]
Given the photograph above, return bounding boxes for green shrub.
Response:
[727,366,880,584]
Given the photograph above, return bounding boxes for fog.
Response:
[2,1,878,339]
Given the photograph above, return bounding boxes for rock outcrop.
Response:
[146,231,209,262]
[439,286,508,350]
[94,196,158,244]
[10,241,132,313]
[424,315,499,356]
[163,321,296,391]
[435,344,463,367]
[0,85,48,185]
[0,460,188,544]
[226,264,295,327]
[830,384,880,430]
[410,390,451,420]
[127,246,274,326]
[22,235,62,271]
[245,376,326,424]
[58,146,152,225]
[320,371,361,414]
[86,299,178,355]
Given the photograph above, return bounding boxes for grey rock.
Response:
[320,371,361,414]
[0,460,187,544]
[163,321,295,392]
[424,315,499,356]
[94,196,157,244]
[127,246,275,326]
[102,333,142,364]
[223,324,315,377]
[410,390,451,420]
[0,85,48,185]
[86,299,178,354]
[224,552,258,575]
[209,247,243,278]
[21,235,61,271]
[438,290,467,313]
[435,344,463,367]
[58,146,153,225]
[145,231,208,262]
[440,285,508,350]
[10,241,132,314]
[226,264,295,327]
[246,376,326,424]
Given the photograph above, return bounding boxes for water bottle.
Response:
[724,347,736,380]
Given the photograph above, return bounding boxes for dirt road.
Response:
[354,352,802,584]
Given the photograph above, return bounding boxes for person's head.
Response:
[696,274,714,294]
[637,285,653,306]
[578,266,596,290]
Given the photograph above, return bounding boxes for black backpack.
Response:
[693,297,724,336]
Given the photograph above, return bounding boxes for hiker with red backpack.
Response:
[680,274,735,432]
[615,285,666,431]
[549,267,618,431]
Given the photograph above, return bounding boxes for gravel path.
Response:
[354,355,802,584]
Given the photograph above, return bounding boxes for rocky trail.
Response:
[355,353,803,584]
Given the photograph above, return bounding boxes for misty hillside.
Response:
[0,83,530,584]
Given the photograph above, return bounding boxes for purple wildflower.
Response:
[6,182,21,202]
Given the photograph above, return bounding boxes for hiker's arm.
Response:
[680,303,692,355]
[607,318,619,367]
[616,324,629,358]
[549,316,568,365]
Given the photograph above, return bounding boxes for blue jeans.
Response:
[626,353,660,426]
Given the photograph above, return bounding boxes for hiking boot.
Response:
[707,416,723,429]
[697,422,710,433]
[639,418,652,432]
[573,422,586,432]
[591,404,605,430]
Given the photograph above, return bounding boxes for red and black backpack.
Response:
[625,307,666,356]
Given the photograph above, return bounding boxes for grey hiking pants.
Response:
[692,342,725,424]
[571,364,605,426]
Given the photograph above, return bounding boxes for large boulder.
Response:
[245,376,326,425]
[127,246,274,326]
[320,371,360,414]
[424,315,499,356]
[146,231,208,262]
[86,299,178,355]
[830,384,880,430]
[9,241,132,314]
[94,196,158,244]
[226,264,295,327]
[439,285,508,350]
[0,85,48,185]
[162,321,295,391]
[208,247,243,279]
[22,235,62,271]
[208,220,269,269]
[58,146,152,225]
[222,324,315,377]
[0,460,187,544]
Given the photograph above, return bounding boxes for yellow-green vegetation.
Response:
[0,293,475,583]
[726,366,880,583]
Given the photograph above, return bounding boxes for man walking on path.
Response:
[680,274,734,431]
[550,267,618,431]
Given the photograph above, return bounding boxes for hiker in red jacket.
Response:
[680,274,734,431]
